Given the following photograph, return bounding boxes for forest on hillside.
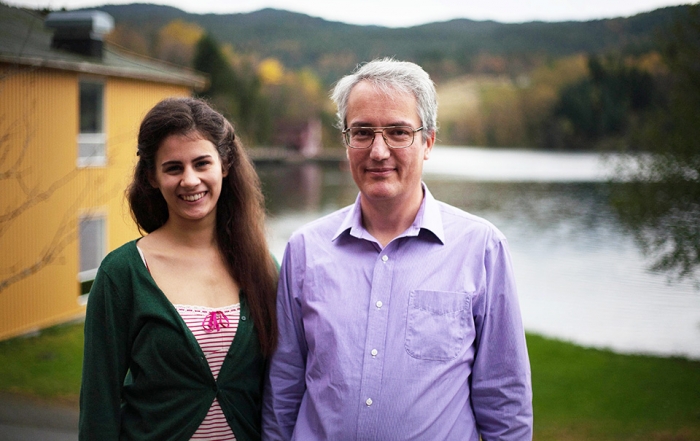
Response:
[85,3,686,81]
[66,2,694,157]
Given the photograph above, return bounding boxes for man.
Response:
[263,58,533,440]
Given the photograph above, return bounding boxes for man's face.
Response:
[345,81,434,208]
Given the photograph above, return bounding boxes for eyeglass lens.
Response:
[346,127,417,148]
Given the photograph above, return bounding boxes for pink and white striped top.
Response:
[136,247,240,439]
[175,303,240,441]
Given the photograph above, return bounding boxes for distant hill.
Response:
[85,3,689,82]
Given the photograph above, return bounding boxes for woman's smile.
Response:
[180,191,207,202]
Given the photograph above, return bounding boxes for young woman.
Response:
[79,97,277,440]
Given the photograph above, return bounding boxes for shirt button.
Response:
[376,300,383,308]
[366,398,373,406]
[381,255,388,262]
[371,349,378,357]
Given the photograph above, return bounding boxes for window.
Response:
[78,79,106,167]
[78,215,106,301]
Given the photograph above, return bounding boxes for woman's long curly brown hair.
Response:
[127,97,277,356]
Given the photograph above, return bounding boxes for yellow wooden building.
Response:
[0,5,206,340]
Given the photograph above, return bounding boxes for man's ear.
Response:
[423,130,436,160]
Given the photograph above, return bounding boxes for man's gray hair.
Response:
[330,58,438,142]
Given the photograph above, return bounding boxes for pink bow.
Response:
[202,310,230,333]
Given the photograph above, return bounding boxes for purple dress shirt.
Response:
[263,184,533,440]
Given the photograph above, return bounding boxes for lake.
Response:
[258,146,700,360]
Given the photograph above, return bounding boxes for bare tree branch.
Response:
[0,174,108,293]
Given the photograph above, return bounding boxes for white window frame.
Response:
[77,213,107,305]
[77,78,107,167]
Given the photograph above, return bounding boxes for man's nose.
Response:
[369,132,391,160]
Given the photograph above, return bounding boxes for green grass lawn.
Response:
[528,334,700,440]
[0,323,699,440]
[0,321,83,406]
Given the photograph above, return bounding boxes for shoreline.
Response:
[247,146,347,165]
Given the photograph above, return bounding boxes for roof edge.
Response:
[0,51,208,91]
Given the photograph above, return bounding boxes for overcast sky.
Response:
[4,0,693,27]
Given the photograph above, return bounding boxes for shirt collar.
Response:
[332,192,365,241]
[419,184,446,244]
[332,182,445,245]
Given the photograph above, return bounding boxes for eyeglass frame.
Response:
[341,126,424,149]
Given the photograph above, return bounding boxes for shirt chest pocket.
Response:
[405,290,472,361]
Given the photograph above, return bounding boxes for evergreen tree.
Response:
[192,34,236,103]
[550,55,658,150]
[192,34,271,145]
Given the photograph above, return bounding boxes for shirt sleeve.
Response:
[471,235,533,440]
[79,266,131,440]
[263,240,309,440]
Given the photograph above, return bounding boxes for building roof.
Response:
[0,4,207,90]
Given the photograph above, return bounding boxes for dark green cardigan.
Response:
[79,240,264,440]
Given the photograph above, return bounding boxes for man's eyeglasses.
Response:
[342,126,424,149]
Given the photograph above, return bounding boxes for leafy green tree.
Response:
[156,19,203,66]
[610,5,700,283]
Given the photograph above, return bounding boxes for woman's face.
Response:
[150,132,227,226]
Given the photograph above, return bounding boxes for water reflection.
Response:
[259,162,356,259]
[259,162,355,217]
[257,154,700,360]
[610,179,700,285]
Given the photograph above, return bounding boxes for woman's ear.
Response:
[222,163,230,178]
